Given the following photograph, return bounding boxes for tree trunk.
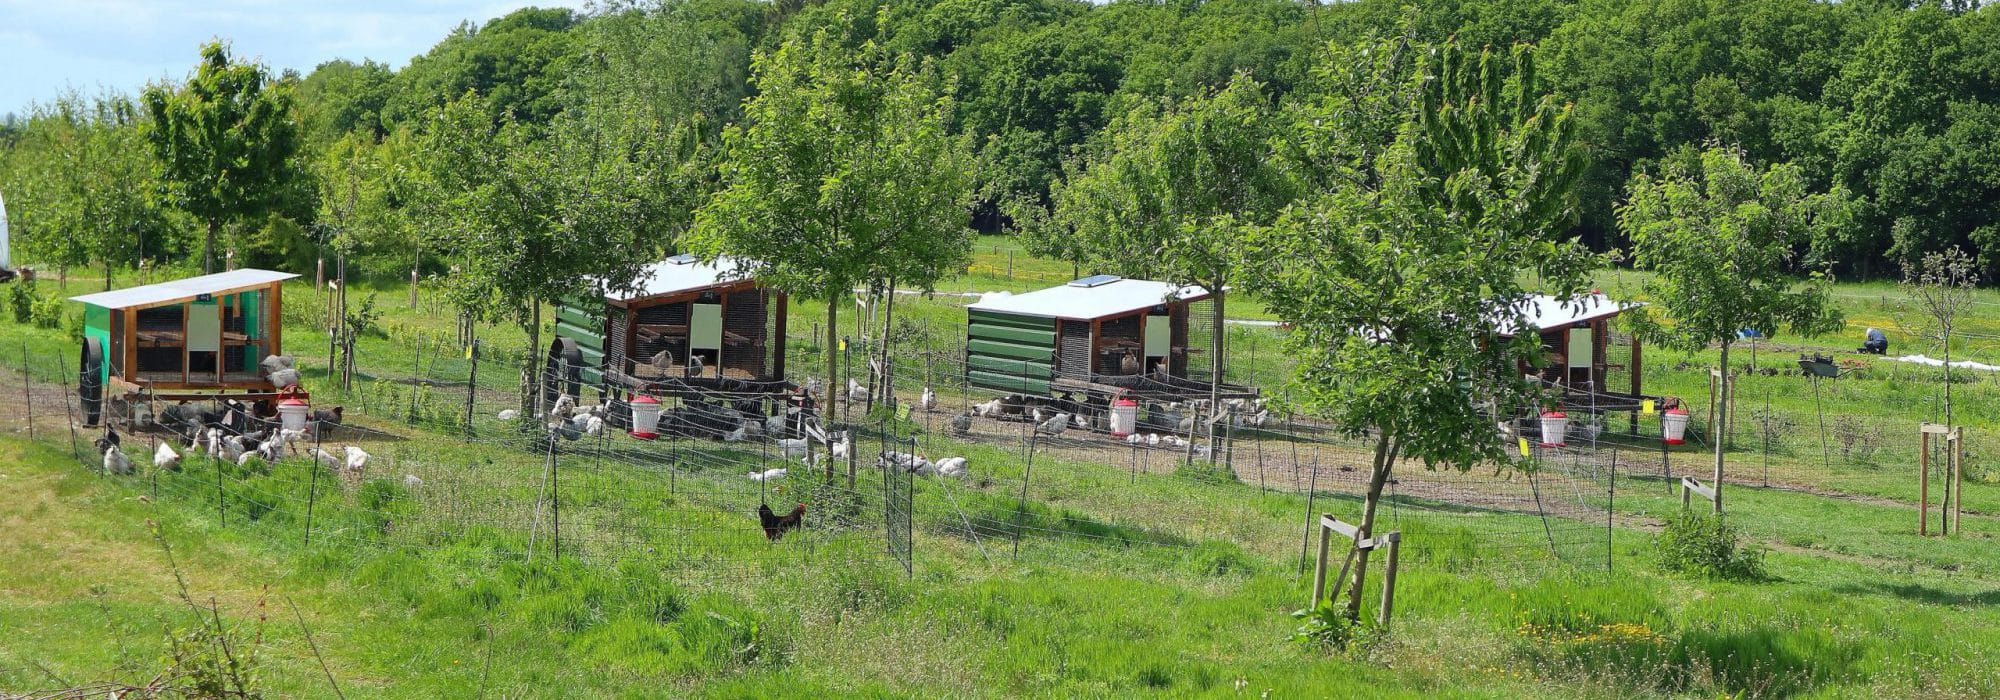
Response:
[1713,341,1730,514]
[104,257,113,291]
[1346,431,1397,620]
[204,218,219,274]
[825,296,840,411]
[527,301,542,414]
[1208,286,1226,456]
[878,277,896,410]
[1943,333,1954,429]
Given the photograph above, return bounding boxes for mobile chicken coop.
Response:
[964,275,1258,403]
[549,255,788,407]
[69,269,298,426]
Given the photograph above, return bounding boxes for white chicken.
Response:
[847,378,870,403]
[103,446,133,475]
[934,457,969,478]
[722,425,748,442]
[308,447,340,469]
[1036,412,1070,436]
[764,412,789,436]
[919,387,936,411]
[831,436,851,459]
[1146,433,1161,446]
[342,445,371,476]
[404,474,423,489]
[497,409,520,421]
[749,468,788,483]
[973,398,1004,418]
[154,442,181,471]
[776,437,810,459]
[1126,433,1143,444]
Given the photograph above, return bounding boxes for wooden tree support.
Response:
[1308,515,1405,629]
[1680,477,1718,511]
[1919,423,1963,537]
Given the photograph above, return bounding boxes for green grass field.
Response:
[3,252,1999,697]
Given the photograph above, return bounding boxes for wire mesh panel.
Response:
[885,453,914,575]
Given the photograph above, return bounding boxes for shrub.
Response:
[1654,511,1765,580]
[1291,598,1378,653]
[7,281,36,324]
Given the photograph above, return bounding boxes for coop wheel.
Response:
[78,337,104,427]
[543,338,583,412]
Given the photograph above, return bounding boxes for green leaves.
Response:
[1619,146,1847,353]
[690,29,977,304]
[142,42,305,273]
[1249,37,1595,473]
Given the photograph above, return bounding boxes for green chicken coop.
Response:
[964,275,1259,402]
[69,269,299,425]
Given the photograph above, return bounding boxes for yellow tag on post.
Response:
[1518,437,1531,457]
[1641,400,1656,415]
[839,339,847,352]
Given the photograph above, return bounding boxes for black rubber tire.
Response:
[79,337,104,427]
[543,338,583,412]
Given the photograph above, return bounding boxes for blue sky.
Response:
[0,0,590,117]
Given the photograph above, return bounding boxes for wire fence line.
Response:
[15,315,1987,597]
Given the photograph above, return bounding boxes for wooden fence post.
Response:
[1310,515,1331,605]
[1377,532,1403,629]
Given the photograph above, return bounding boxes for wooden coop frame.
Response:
[551,255,788,406]
[963,275,1258,402]
[69,269,298,425]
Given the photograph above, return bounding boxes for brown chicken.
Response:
[758,503,807,542]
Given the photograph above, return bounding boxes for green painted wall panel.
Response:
[967,338,1052,361]
[966,354,1052,379]
[968,370,1051,394]
[969,323,1056,346]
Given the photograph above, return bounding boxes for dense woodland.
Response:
[2,0,1997,293]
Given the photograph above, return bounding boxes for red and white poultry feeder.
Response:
[277,396,310,433]
[1109,398,1138,438]
[1662,407,1690,445]
[629,395,662,440]
[1538,410,1568,448]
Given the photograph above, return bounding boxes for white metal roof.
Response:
[1496,292,1638,336]
[966,277,1210,321]
[69,269,299,310]
[611,255,758,301]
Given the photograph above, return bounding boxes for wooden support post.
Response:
[1377,532,1402,629]
[1951,428,1964,535]
[1920,423,1948,536]
[1311,515,1332,605]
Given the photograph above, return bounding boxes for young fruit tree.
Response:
[690,29,976,400]
[1052,72,1299,424]
[142,42,304,274]
[1899,246,1978,428]
[1618,146,1848,513]
[1246,39,1598,622]
[411,93,666,396]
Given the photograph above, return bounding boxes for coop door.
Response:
[1566,327,1593,369]
[1143,313,1170,361]
[691,303,723,351]
[186,301,221,352]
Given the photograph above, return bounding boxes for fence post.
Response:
[304,429,321,546]
[21,343,34,440]
[56,352,81,464]
[551,444,561,561]
[1298,456,1319,575]
[1607,449,1617,574]
[1310,516,1330,605]
[1013,430,1037,560]
[1377,533,1403,628]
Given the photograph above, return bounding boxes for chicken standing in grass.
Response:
[776,438,810,459]
[847,378,869,403]
[497,409,519,422]
[757,503,807,542]
[949,413,972,436]
[102,446,133,475]
[154,442,181,471]
[342,445,370,478]
[973,398,1003,418]
[919,387,936,411]
[749,468,787,482]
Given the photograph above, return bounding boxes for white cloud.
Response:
[0,0,589,115]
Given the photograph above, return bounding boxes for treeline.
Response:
[1,0,1997,289]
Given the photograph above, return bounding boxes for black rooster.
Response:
[757,503,806,542]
